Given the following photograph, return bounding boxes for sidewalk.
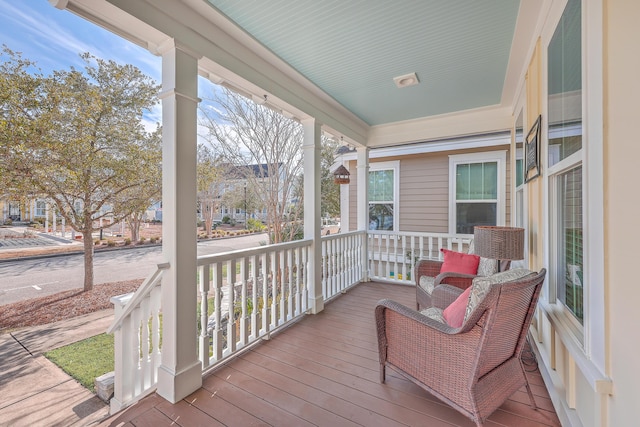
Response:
[0,310,114,426]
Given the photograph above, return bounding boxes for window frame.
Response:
[368,160,399,232]
[548,157,584,337]
[35,200,46,217]
[448,151,507,235]
[544,0,587,344]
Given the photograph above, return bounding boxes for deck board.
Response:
[99,281,561,427]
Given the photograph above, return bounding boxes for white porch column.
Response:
[339,161,349,232]
[156,40,202,403]
[302,118,324,314]
[356,147,370,281]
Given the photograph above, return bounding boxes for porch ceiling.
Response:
[205,0,522,126]
[59,0,545,145]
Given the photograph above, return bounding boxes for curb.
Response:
[0,232,268,263]
[0,242,162,264]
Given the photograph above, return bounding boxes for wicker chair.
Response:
[415,243,508,310]
[376,268,546,426]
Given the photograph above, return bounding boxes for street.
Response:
[0,233,268,306]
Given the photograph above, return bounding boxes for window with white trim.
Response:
[368,161,399,231]
[548,0,583,327]
[35,201,46,217]
[449,151,506,234]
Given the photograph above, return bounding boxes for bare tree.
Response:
[197,144,226,237]
[200,88,303,243]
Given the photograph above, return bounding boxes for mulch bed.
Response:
[0,279,143,334]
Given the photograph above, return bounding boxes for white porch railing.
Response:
[321,230,366,300]
[107,262,168,413]
[107,230,470,412]
[197,238,312,369]
[107,231,367,412]
[367,231,473,285]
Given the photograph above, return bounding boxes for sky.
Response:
[0,0,161,80]
[0,0,219,131]
[0,1,239,144]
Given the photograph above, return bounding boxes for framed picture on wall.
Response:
[524,115,541,183]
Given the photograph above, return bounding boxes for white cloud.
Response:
[0,1,160,80]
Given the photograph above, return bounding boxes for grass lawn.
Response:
[45,333,114,393]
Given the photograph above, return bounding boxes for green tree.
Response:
[320,135,341,219]
[0,47,161,291]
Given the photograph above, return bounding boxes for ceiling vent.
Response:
[393,72,419,88]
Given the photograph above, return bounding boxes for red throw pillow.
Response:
[440,248,480,275]
[443,286,472,328]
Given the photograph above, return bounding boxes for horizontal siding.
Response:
[398,153,449,232]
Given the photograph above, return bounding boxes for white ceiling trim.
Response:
[340,132,511,161]
[367,105,513,148]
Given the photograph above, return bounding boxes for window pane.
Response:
[469,164,484,198]
[482,163,497,199]
[456,164,470,199]
[369,203,394,230]
[548,0,582,167]
[458,162,497,200]
[369,170,393,202]
[557,166,583,323]
[455,203,496,234]
[36,201,46,216]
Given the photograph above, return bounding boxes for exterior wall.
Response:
[346,146,513,233]
[604,0,640,425]
[527,1,640,426]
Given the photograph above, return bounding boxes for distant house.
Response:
[0,198,49,224]
[203,162,286,224]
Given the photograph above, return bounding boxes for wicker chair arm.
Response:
[414,259,443,285]
[376,298,458,335]
[431,284,464,309]
[434,272,476,289]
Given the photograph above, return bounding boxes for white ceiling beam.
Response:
[367,105,513,148]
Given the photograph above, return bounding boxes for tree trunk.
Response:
[203,199,214,238]
[83,224,94,292]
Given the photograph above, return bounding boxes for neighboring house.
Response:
[0,198,50,223]
[205,162,285,224]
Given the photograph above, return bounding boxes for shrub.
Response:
[124,238,131,246]
[150,237,157,244]
[138,237,146,244]
[107,240,116,247]
[222,215,231,224]
[247,218,266,232]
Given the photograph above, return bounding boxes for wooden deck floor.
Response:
[99,281,561,427]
